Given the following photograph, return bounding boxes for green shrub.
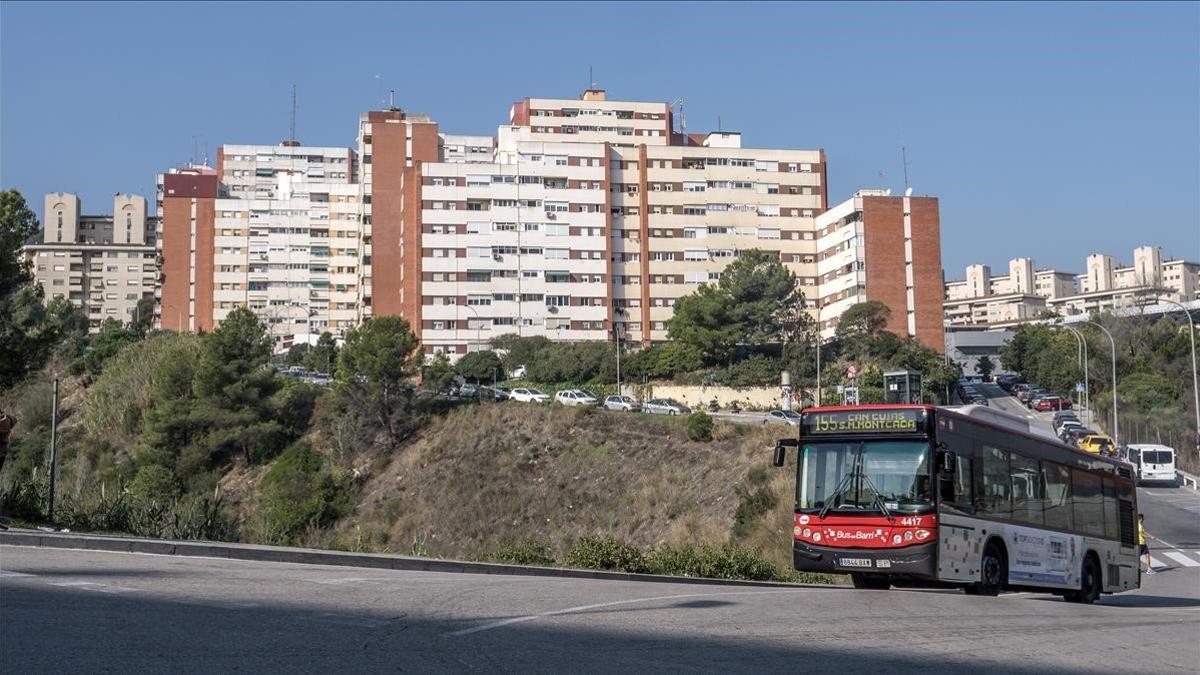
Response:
[647,543,779,581]
[257,443,351,545]
[731,486,777,539]
[566,535,649,573]
[479,540,558,566]
[0,469,48,522]
[127,464,179,502]
[685,411,714,442]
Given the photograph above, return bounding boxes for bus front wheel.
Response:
[850,573,891,590]
[966,541,1006,596]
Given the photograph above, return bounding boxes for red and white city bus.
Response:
[772,404,1140,603]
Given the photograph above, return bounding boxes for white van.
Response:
[1126,444,1177,485]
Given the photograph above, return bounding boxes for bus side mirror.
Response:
[772,444,786,467]
[939,450,957,475]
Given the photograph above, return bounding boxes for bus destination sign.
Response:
[802,409,925,435]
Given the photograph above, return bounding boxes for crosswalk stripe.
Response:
[1162,551,1200,568]
[1149,556,1167,570]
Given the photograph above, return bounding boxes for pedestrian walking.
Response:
[1138,514,1154,575]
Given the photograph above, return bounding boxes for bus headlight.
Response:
[794,526,802,537]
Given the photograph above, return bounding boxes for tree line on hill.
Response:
[1001,317,1198,468]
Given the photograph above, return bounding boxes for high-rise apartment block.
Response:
[157,89,946,353]
[23,192,158,331]
[944,245,1199,327]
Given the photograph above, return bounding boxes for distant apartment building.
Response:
[159,88,945,354]
[23,192,158,331]
[157,144,360,337]
[814,190,944,348]
[944,245,1200,327]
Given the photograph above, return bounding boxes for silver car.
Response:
[643,398,690,416]
[767,409,802,425]
[603,395,641,412]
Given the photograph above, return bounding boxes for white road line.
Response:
[0,570,34,578]
[48,581,139,593]
[1149,557,1167,570]
[445,588,808,637]
[1162,551,1200,568]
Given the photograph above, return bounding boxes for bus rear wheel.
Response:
[850,573,891,590]
[1064,555,1101,604]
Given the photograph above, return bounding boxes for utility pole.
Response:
[47,375,60,522]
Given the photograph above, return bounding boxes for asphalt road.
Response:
[2,542,1197,674]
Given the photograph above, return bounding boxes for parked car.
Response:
[510,365,527,379]
[968,395,990,406]
[643,398,691,416]
[478,386,511,401]
[458,383,480,399]
[1034,396,1071,411]
[554,389,600,406]
[509,387,550,403]
[1064,427,1098,446]
[603,395,641,412]
[1078,434,1115,455]
[1058,423,1085,442]
[767,409,802,425]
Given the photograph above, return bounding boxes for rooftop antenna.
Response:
[901,145,911,192]
[191,135,198,166]
[671,97,686,137]
[290,84,298,142]
[589,65,593,89]
[389,89,396,110]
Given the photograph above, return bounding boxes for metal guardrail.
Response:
[1178,469,1199,491]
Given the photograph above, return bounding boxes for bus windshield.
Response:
[797,440,932,513]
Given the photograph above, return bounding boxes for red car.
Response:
[1034,396,1071,411]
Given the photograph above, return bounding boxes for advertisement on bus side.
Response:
[1006,524,1081,588]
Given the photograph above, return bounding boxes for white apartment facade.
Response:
[944,245,1200,327]
[24,192,158,331]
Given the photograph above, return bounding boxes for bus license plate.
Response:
[839,558,872,568]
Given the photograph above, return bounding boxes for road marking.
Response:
[48,581,139,593]
[0,570,34,578]
[306,577,380,586]
[1149,557,1167,570]
[445,589,807,637]
[1162,551,1200,568]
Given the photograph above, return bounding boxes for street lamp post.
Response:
[1082,320,1119,449]
[1061,327,1085,416]
[1055,324,1090,427]
[1143,298,1199,456]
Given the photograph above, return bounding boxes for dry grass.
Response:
[336,403,796,562]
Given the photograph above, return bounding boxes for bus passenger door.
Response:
[938,450,981,583]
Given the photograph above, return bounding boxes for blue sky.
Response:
[2,1,1197,275]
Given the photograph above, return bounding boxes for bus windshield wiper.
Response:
[858,470,894,523]
[819,448,863,519]
[818,466,856,520]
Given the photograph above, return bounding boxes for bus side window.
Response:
[1043,462,1073,530]
[1101,476,1119,541]
[978,445,1012,518]
[1072,468,1104,537]
[938,453,973,510]
[1011,455,1045,525]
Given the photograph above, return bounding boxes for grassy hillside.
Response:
[332,403,796,565]
[2,358,819,581]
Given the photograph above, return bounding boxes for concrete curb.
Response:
[1178,469,1199,491]
[0,530,827,590]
